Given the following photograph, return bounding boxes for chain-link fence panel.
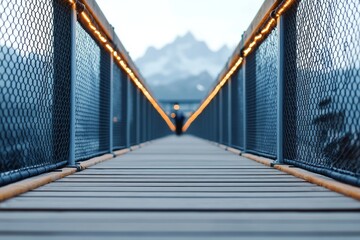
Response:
[215,94,221,142]
[221,82,229,145]
[209,99,216,141]
[129,82,136,146]
[112,62,127,150]
[246,28,278,158]
[74,22,110,161]
[283,0,360,185]
[0,0,71,186]
[140,94,146,143]
[230,68,244,150]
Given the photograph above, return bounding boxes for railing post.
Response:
[243,60,247,152]
[141,96,145,142]
[228,79,232,146]
[219,90,223,143]
[109,55,114,154]
[126,77,131,148]
[136,88,140,145]
[213,99,216,141]
[68,4,77,166]
[276,15,285,164]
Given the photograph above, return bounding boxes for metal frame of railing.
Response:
[0,0,174,186]
[186,0,360,186]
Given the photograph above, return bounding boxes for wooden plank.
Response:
[1,221,360,233]
[39,182,313,187]
[19,191,342,198]
[56,178,306,183]
[63,175,302,178]
[0,135,359,239]
[32,186,330,192]
[2,211,360,221]
[2,197,360,210]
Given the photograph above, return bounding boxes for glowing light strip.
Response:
[182,57,243,132]
[182,0,295,132]
[67,0,176,132]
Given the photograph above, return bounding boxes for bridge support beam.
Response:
[126,76,131,148]
[68,4,77,166]
[109,55,114,154]
[243,60,247,152]
[228,79,232,147]
[219,90,223,143]
[276,15,285,164]
[136,88,141,145]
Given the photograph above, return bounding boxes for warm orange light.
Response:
[119,60,127,68]
[171,113,176,118]
[261,18,276,34]
[105,44,114,52]
[67,0,176,132]
[243,47,252,57]
[277,0,294,16]
[249,41,256,49]
[98,34,107,43]
[81,12,91,23]
[88,23,96,30]
[173,104,180,111]
[183,0,295,132]
[254,34,263,41]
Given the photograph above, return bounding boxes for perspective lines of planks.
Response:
[0,135,360,240]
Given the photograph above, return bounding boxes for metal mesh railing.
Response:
[74,22,110,160]
[188,0,360,186]
[112,62,127,150]
[0,0,71,185]
[0,0,172,186]
[283,0,360,184]
[221,83,229,145]
[246,28,278,158]
[230,69,244,150]
[128,82,135,146]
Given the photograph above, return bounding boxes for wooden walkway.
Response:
[1,135,360,239]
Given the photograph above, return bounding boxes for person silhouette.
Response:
[174,111,185,135]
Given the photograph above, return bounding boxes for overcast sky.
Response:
[96,0,264,59]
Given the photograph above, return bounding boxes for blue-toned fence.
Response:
[0,0,171,186]
[188,0,360,186]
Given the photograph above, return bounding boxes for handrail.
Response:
[182,0,295,131]
[67,0,176,131]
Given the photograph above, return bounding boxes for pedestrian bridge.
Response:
[1,0,360,239]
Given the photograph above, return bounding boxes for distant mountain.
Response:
[135,32,231,101]
[150,71,213,101]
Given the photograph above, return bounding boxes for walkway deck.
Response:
[1,135,360,239]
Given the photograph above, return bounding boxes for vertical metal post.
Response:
[136,88,140,145]
[276,16,285,164]
[126,77,131,148]
[149,104,152,140]
[228,79,232,146]
[147,102,150,140]
[141,97,144,142]
[109,55,114,154]
[243,60,247,152]
[68,4,77,166]
[212,100,216,141]
[219,90,223,143]
[142,95,145,142]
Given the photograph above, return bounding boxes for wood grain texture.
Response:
[0,135,359,239]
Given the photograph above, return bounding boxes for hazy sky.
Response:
[96,0,264,59]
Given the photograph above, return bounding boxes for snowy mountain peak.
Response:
[135,31,232,100]
[174,31,196,44]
